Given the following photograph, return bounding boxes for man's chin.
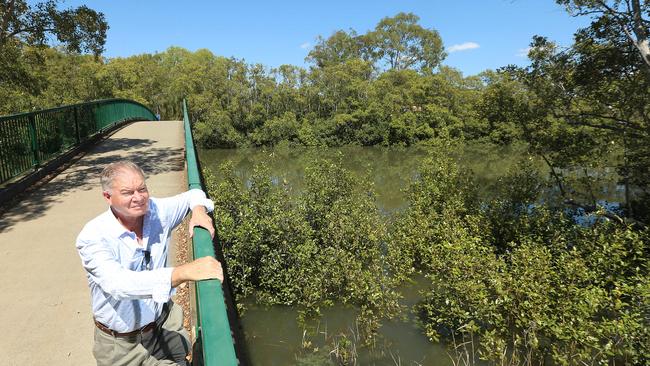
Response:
[129,206,148,215]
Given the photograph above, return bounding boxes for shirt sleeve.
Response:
[76,237,174,303]
[156,189,214,229]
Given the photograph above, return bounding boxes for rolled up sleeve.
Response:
[188,188,214,212]
[158,189,214,229]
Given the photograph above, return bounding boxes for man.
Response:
[76,160,223,366]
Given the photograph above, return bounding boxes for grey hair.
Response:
[100,160,146,192]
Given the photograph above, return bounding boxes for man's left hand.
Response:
[189,206,215,239]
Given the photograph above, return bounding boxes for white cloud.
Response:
[448,42,480,53]
[517,47,532,57]
[300,42,311,49]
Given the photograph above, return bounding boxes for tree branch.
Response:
[564,199,647,229]
[592,0,650,70]
[7,24,59,42]
[0,0,17,45]
[554,112,648,138]
[541,153,566,197]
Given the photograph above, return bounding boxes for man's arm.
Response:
[171,256,223,287]
[189,206,215,238]
[158,190,220,287]
[77,237,176,303]
[77,236,223,302]
[157,189,215,231]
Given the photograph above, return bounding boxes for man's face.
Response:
[103,168,149,220]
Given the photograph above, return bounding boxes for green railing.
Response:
[183,100,239,365]
[0,99,157,185]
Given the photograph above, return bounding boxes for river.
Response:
[198,143,624,365]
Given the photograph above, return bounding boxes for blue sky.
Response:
[64,0,591,76]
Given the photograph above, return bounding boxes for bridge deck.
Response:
[0,121,186,365]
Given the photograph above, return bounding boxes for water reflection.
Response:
[240,276,454,365]
[200,143,570,212]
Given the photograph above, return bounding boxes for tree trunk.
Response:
[541,153,566,197]
[629,0,650,69]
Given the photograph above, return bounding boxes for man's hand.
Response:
[171,256,223,287]
[189,206,215,239]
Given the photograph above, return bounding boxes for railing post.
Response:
[27,115,40,168]
[73,106,81,144]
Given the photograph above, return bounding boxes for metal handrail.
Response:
[0,98,157,185]
[183,99,239,365]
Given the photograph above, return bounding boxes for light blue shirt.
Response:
[76,189,214,333]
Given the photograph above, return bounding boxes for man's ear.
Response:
[102,191,111,204]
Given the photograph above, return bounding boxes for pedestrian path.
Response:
[0,120,186,365]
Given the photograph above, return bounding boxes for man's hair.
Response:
[100,160,146,192]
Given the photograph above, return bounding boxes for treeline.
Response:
[1,2,649,210]
[1,2,649,219]
[1,12,518,148]
[4,6,649,222]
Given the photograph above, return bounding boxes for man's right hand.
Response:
[171,256,223,287]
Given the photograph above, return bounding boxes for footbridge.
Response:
[0,100,244,365]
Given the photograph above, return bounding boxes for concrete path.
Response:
[0,121,186,366]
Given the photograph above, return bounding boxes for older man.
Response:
[76,160,223,366]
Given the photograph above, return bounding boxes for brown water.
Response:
[238,276,454,365]
[199,143,623,365]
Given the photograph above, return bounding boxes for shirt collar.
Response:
[104,199,152,238]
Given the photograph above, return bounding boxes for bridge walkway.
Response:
[0,120,187,366]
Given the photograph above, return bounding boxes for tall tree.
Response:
[0,0,107,112]
[306,29,367,68]
[0,0,107,55]
[557,0,650,68]
[367,12,446,72]
[519,1,650,221]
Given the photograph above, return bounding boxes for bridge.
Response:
[0,100,244,365]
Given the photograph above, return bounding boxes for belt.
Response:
[93,301,172,338]
[94,319,156,337]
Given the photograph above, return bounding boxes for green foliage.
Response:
[251,111,300,146]
[387,144,480,279]
[0,0,108,55]
[514,1,650,222]
[386,152,649,365]
[369,12,446,73]
[206,157,400,339]
[307,29,366,68]
[0,0,107,112]
[306,12,446,73]
[1,11,482,149]
[194,109,243,148]
[207,148,648,364]
[473,70,527,144]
